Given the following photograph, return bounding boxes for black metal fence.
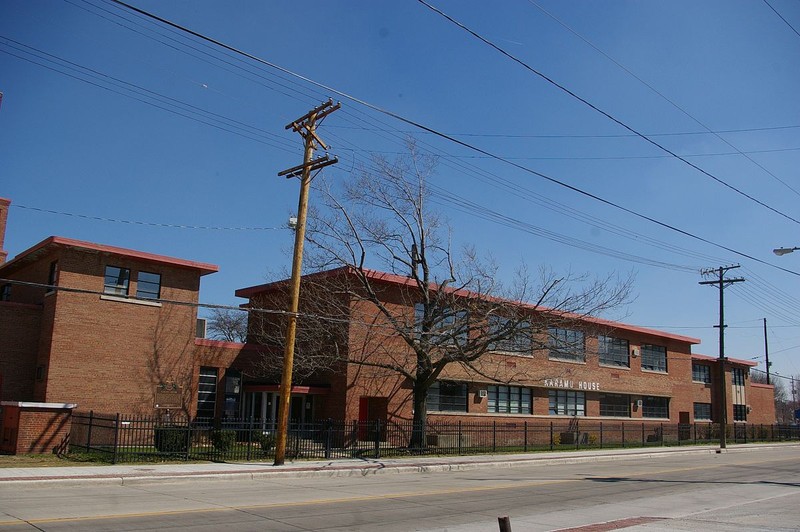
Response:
[67,411,800,464]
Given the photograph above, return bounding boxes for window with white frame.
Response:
[548,390,585,416]
[104,265,130,296]
[428,381,468,412]
[487,385,532,414]
[136,271,162,299]
[598,335,629,367]
[641,344,667,372]
[694,402,712,421]
[692,363,711,383]
[548,328,585,362]
[488,316,532,354]
[642,396,669,418]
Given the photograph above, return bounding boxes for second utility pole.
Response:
[274,99,339,466]
[699,264,745,450]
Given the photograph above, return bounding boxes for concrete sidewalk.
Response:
[2,442,796,487]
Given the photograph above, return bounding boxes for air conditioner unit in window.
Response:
[478,389,488,398]
[636,399,643,408]
[746,405,752,413]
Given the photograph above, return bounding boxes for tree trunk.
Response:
[409,386,428,449]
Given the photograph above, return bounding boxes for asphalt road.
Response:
[1,447,799,531]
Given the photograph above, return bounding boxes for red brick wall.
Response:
[747,383,776,424]
[38,248,202,415]
[0,302,41,401]
[6,406,73,454]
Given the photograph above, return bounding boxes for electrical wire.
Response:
[416,0,800,223]
[526,0,800,197]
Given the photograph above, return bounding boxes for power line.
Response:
[526,0,800,197]
[416,0,800,224]
[328,122,800,139]
[11,204,288,231]
[764,0,800,39]
[100,0,800,278]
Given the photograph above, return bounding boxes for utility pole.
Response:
[763,318,771,385]
[274,99,340,466]
[699,265,745,450]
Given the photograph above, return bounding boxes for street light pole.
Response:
[773,247,800,256]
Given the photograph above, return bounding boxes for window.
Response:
[692,363,711,383]
[136,271,161,299]
[0,283,10,301]
[46,261,58,294]
[488,316,532,354]
[548,328,585,362]
[196,367,218,419]
[641,344,667,372]
[732,367,746,386]
[488,385,532,414]
[642,396,669,418]
[428,381,467,412]
[694,402,712,421]
[415,303,468,346]
[733,404,747,422]
[104,266,130,296]
[548,390,585,416]
[599,393,630,417]
[598,336,629,367]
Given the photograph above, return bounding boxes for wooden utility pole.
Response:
[274,99,340,466]
[699,265,745,450]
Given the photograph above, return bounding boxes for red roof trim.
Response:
[691,353,758,367]
[1,236,219,275]
[751,382,774,389]
[236,266,700,345]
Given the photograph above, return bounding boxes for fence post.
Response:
[575,419,579,450]
[660,423,664,446]
[550,421,554,451]
[325,419,332,460]
[458,421,463,455]
[600,422,603,449]
[492,421,497,453]
[641,423,645,447]
[374,419,381,459]
[112,413,120,464]
[86,410,94,450]
[523,421,528,453]
[622,423,625,448]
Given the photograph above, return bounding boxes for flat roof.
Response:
[237,266,700,345]
[0,236,219,276]
[691,353,758,367]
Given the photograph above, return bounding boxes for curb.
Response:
[4,443,793,487]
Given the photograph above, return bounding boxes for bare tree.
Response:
[206,308,248,343]
[299,141,631,447]
[753,370,795,423]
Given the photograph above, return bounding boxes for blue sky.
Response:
[2,1,800,385]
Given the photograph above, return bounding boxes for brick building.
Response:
[236,268,776,429]
[0,196,776,453]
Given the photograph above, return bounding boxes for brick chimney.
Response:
[0,198,10,265]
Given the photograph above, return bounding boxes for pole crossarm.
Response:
[278,154,339,179]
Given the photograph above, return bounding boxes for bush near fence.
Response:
[66,411,800,464]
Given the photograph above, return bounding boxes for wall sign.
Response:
[543,378,600,391]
